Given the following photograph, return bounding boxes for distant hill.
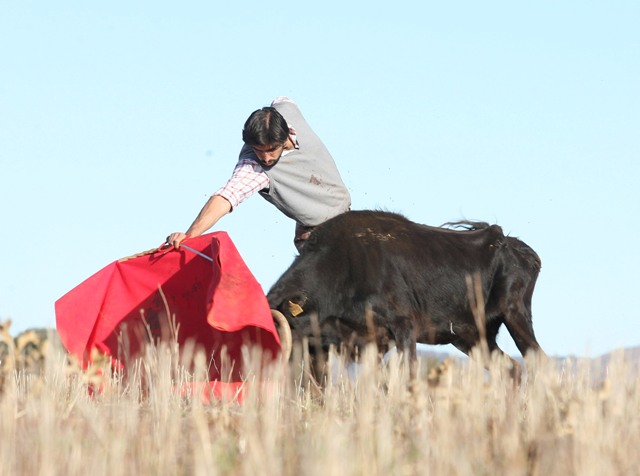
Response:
[413,345,640,385]
[555,346,640,382]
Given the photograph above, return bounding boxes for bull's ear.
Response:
[288,300,304,317]
[286,294,308,317]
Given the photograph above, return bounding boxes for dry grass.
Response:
[1,339,639,476]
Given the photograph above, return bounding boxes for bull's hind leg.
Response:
[452,321,523,382]
[487,319,525,380]
[503,305,543,358]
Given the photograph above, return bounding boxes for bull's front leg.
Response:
[390,315,418,383]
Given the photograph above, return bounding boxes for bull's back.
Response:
[310,211,506,271]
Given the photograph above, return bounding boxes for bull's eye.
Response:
[288,300,304,317]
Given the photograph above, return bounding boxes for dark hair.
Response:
[242,107,289,146]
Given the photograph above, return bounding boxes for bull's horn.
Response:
[271,309,292,361]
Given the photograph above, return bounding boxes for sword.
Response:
[180,244,214,262]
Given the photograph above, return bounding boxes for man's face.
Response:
[252,143,285,167]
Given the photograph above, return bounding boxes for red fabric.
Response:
[55,232,280,384]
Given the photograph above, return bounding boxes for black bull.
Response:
[267,211,544,373]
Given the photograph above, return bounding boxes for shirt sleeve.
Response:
[214,158,270,210]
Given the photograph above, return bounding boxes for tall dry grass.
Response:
[1,341,638,476]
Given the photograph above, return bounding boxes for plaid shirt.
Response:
[214,157,270,209]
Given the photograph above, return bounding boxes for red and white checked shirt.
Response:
[214,157,271,209]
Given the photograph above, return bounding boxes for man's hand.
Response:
[166,232,190,248]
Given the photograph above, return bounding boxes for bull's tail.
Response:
[441,220,492,231]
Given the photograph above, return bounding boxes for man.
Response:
[166,97,351,251]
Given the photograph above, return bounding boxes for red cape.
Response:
[55,232,280,389]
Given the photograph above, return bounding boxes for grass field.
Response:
[1,338,638,476]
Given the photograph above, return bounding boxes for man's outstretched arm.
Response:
[166,195,232,248]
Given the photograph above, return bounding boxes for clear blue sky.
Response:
[1,1,639,357]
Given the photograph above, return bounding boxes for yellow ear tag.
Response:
[288,300,304,317]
